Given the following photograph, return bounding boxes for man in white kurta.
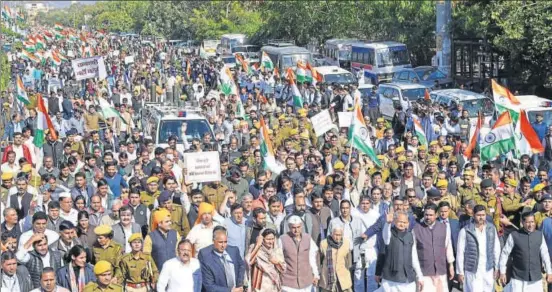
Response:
[381,211,423,292]
[499,212,552,292]
[456,205,501,292]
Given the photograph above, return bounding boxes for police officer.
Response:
[84,261,123,292]
[140,176,160,210]
[92,225,124,283]
[119,233,159,292]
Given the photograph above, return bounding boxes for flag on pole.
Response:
[290,78,303,108]
[16,76,30,105]
[492,79,520,122]
[22,50,40,63]
[517,109,544,156]
[24,41,36,52]
[33,94,57,148]
[98,98,127,124]
[285,67,295,80]
[412,115,428,146]
[260,117,284,175]
[220,67,238,96]
[273,67,280,79]
[480,111,516,162]
[464,111,483,159]
[296,60,307,83]
[235,53,250,74]
[349,99,381,167]
[261,51,274,71]
[16,11,24,22]
[306,62,322,85]
[54,22,63,31]
[2,5,12,20]
[50,50,61,66]
[35,36,45,49]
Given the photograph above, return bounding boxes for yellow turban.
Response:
[152,209,171,231]
[93,261,112,275]
[195,202,215,226]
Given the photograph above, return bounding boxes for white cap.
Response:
[288,215,302,226]
[59,192,72,199]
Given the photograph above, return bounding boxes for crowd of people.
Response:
[1,23,552,292]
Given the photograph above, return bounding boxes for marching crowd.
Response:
[2,24,552,292]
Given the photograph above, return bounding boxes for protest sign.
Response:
[71,57,107,81]
[310,109,337,136]
[338,112,353,128]
[183,151,221,183]
[124,55,134,64]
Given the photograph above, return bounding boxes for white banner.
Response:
[183,151,221,183]
[310,109,337,136]
[71,56,107,81]
[124,55,134,64]
[338,112,353,128]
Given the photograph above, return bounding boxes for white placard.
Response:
[71,56,107,81]
[67,50,74,57]
[310,109,337,136]
[124,55,134,64]
[183,151,221,183]
[206,90,221,101]
[338,112,353,128]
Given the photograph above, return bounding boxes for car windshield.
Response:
[158,119,212,143]
[338,50,351,61]
[377,48,410,67]
[414,67,447,81]
[282,54,311,69]
[223,56,236,64]
[528,110,552,123]
[324,73,356,84]
[401,88,427,101]
[230,38,246,48]
[461,98,495,117]
[232,46,260,53]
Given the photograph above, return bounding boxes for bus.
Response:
[323,39,361,68]
[219,34,248,56]
[231,45,261,63]
[350,41,411,85]
[202,39,220,58]
[261,45,312,74]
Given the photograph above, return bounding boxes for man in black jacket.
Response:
[42,131,64,169]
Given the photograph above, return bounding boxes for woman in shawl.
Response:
[318,225,353,292]
[246,228,286,292]
[56,245,96,292]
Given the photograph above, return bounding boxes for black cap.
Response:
[427,188,441,198]
[158,191,172,204]
[480,179,493,188]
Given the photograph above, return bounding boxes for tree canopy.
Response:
[33,0,552,88]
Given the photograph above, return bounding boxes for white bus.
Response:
[218,34,248,56]
[261,45,312,75]
[202,39,220,58]
[351,41,411,84]
[323,39,361,68]
[231,45,261,63]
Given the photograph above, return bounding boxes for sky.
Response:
[4,1,96,9]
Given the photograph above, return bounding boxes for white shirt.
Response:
[382,223,424,281]
[18,229,60,251]
[186,223,220,256]
[456,224,501,275]
[157,257,201,292]
[0,162,19,174]
[1,273,20,292]
[59,208,79,225]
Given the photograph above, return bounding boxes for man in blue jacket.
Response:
[198,226,245,292]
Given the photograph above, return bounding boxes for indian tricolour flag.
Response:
[2,5,12,20]
[50,50,61,66]
[34,94,57,148]
[54,22,63,31]
[98,98,127,124]
[16,76,30,105]
[290,78,303,108]
[220,67,238,96]
[22,50,40,63]
[516,109,544,156]
[296,60,307,83]
[480,111,516,162]
[349,99,381,167]
[261,51,274,71]
[412,115,428,146]
[260,117,284,175]
[35,36,45,49]
[492,79,521,122]
[24,41,36,52]
[306,62,321,86]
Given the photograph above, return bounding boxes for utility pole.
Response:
[435,0,452,76]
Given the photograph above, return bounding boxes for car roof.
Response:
[431,89,488,101]
[221,34,246,39]
[358,84,375,90]
[379,83,427,90]
[314,66,352,75]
